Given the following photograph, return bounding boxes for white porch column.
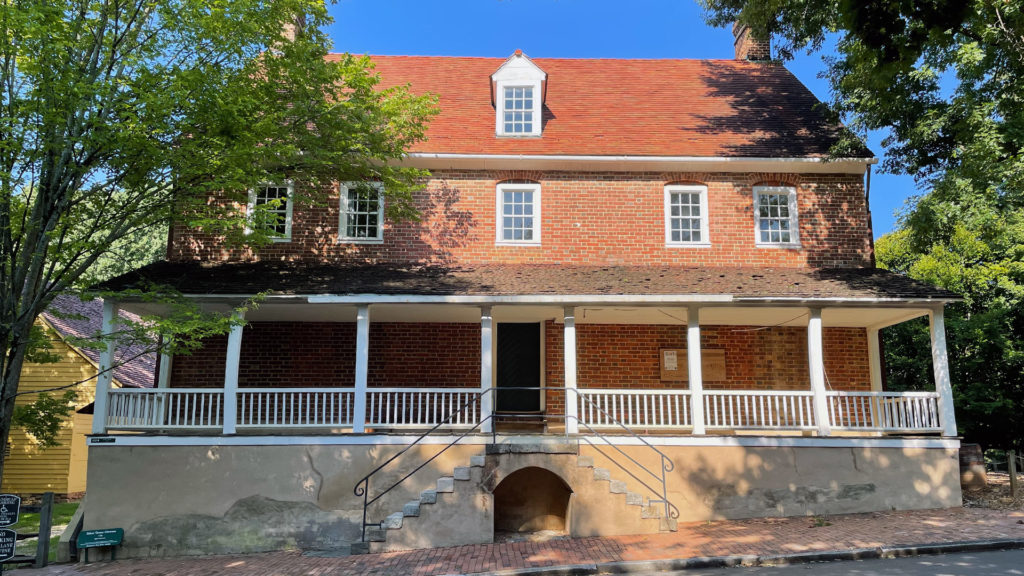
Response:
[687,306,705,435]
[222,312,245,435]
[156,348,173,428]
[807,308,831,436]
[564,306,579,435]
[352,305,371,433]
[930,307,958,437]
[480,306,494,433]
[867,328,883,392]
[91,299,117,434]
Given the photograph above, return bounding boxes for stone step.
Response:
[576,455,594,468]
[470,455,486,467]
[660,517,679,532]
[350,542,370,555]
[383,512,404,530]
[436,476,455,493]
[420,489,437,504]
[641,505,663,519]
[365,526,387,542]
[625,492,643,506]
[593,467,611,481]
[454,466,471,481]
[402,501,420,517]
[609,480,628,494]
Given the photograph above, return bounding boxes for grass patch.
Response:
[9,502,79,563]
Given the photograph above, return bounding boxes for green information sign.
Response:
[77,528,123,549]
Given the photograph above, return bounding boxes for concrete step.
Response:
[470,455,486,467]
[420,489,437,504]
[402,501,421,517]
[660,516,678,532]
[625,492,643,506]
[609,480,628,494]
[383,512,404,530]
[454,466,471,481]
[350,542,370,555]
[365,526,387,542]
[593,467,611,481]
[436,477,455,493]
[576,455,594,468]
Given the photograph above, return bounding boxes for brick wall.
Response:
[544,323,870,414]
[170,322,479,389]
[172,322,869,414]
[170,170,872,269]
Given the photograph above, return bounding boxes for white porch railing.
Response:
[103,387,947,435]
[702,390,817,430]
[577,389,691,429]
[827,391,942,432]
[107,388,223,430]
[237,388,355,428]
[366,388,480,428]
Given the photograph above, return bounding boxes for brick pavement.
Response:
[32,508,1024,576]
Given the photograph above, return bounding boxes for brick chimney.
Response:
[732,23,771,61]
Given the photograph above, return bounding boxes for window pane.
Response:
[666,188,706,244]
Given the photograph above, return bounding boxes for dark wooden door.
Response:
[496,323,542,412]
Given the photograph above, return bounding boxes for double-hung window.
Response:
[248,183,293,241]
[496,182,541,244]
[502,86,535,135]
[339,182,384,243]
[753,185,799,246]
[664,184,710,246]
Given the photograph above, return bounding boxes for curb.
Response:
[461,538,1024,576]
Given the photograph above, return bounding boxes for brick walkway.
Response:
[33,508,1024,576]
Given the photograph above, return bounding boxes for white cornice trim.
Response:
[400,153,878,174]
[88,433,958,450]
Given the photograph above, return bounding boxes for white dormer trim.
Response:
[491,50,546,137]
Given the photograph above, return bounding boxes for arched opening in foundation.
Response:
[493,467,572,540]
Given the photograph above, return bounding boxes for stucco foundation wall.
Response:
[85,442,960,558]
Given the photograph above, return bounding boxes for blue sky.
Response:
[327,0,921,238]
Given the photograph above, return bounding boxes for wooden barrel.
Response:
[959,443,987,489]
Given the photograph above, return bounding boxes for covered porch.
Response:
[92,297,957,439]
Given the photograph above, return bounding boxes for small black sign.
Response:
[0,528,16,562]
[0,495,20,527]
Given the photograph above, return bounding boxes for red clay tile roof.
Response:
[97,261,956,302]
[43,294,156,389]
[360,55,870,158]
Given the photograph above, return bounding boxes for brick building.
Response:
[85,40,962,558]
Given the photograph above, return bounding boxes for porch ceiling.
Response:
[120,301,929,329]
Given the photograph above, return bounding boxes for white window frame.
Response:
[495,182,542,246]
[338,182,385,244]
[496,83,542,137]
[247,182,294,242]
[753,185,801,248]
[664,184,711,247]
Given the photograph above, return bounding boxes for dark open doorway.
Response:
[496,322,542,413]
[493,467,572,539]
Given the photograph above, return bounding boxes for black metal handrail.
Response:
[352,386,679,542]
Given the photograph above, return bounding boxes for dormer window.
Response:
[492,50,546,137]
[502,86,535,134]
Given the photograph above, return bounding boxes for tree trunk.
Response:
[0,337,29,482]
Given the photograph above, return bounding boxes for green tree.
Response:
[701,0,1024,448]
[1,0,435,474]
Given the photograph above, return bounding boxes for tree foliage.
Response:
[1,0,435,468]
[701,0,1024,448]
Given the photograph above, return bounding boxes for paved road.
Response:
[644,549,1024,576]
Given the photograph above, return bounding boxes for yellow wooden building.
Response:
[2,296,154,496]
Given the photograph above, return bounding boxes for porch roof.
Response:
[96,261,958,303]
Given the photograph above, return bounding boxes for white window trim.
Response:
[338,182,385,244]
[247,182,294,242]
[495,182,542,246]
[495,81,542,137]
[753,185,801,248]
[664,184,711,248]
